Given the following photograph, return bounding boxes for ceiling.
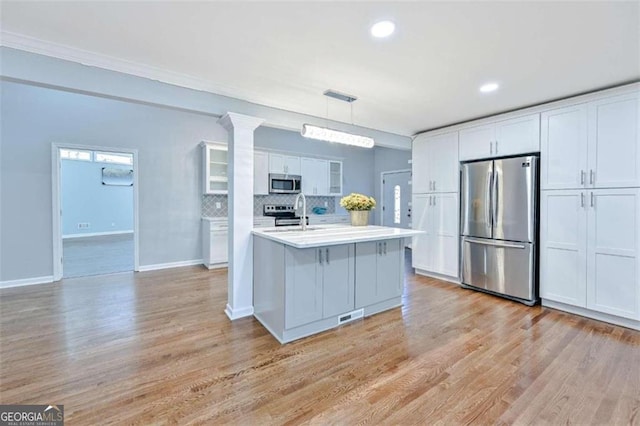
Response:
[1,1,638,137]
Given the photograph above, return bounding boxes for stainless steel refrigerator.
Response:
[460,155,538,305]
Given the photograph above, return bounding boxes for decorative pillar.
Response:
[217,112,265,320]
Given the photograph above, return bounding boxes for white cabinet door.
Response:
[586,189,640,319]
[322,244,355,318]
[254,150,269,195]
[284,155,301,175]
[412,131,458,193]
[541,104,589,190]
[495,114,540,157]
[269,153,301,174]
[411,194,433,271]
[430,193,459,277]
[285,247,322,329]
[301,158,329,195]
[588,92,640,188]
[202,142,228,194]
[210,230,228,265]
[412,133,431,193]
[355,240,402,308]
[328,161,343,195]
[539,190,587,306]
[459,124,494,161]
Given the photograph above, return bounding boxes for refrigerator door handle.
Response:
[464,237,526,250]
[486,169,493,229]
[493,169,499,228]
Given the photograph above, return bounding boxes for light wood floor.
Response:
[63,233,134,278]
[1,257,639,424]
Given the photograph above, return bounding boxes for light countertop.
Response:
[252,225,423,248]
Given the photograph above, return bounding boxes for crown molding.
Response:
[0,30,306,117]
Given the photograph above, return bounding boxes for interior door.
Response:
[492,156,537,242]
[460,160,493,239]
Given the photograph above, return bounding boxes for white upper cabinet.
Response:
[328,160,343,196]
[588,92,640,188]
[412,131,459,193]
[459,114,540,161]
[541,104,589,190]
[541,91,640,190]
[269,153,301,175]
[301,157,329,196]
[254,150,269,195]
[201,142,228,194]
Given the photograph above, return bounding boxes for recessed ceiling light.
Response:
[371,21,395,38]
[480,82,499,93]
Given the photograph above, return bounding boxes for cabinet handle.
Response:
[495,140,498,154]
[326,248,330,264]
[590,192,595,208]
[433,181,436,191]
[433,196,437,207]
[580,192,585,208]
[490,141,493,155]
[383,242,387,255]
[319,248,323,264]
[580,170,585,185]
[590,170,595,185]
[378,242,382,256]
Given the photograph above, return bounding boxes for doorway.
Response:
[52,144,139,280]
[381,170,412,229]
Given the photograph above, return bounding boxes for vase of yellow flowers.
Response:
[340,193,376,226]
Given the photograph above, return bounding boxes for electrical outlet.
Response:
[215,202,222,209]
[324,201,328,207]
[77,222,90,229]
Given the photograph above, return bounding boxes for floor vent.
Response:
[338,308,364,325]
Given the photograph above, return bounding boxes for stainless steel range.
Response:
[263,204,309,227]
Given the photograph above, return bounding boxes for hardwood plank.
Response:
[1,258,639,425]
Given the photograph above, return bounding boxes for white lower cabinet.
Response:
[412,193,459,278]
[355,240,403,308]
[285,244,354,329]
[541,189,640,321]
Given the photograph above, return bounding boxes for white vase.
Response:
[349,210,369,226]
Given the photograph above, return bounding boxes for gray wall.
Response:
[61,159,134,235]
[374,146,412,223]
[0,80,227,280]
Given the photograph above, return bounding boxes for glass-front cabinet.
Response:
[201,141,228,194]
[328,160,343,195]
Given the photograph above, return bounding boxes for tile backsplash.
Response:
[202,194,336,217]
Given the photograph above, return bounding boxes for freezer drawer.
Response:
[461,237,535,302]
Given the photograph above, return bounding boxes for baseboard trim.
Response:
[205,262,228,270]
[138,259,203,272]
[414,269,461,285]
[542,299,640,331]
[0,275,54,289]
[63,230,133,239]
[225,304,254,321]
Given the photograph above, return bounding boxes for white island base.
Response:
[252,225,422,344]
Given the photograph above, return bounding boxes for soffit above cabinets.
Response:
[1,1,638,136]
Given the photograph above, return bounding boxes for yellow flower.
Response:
[340,193,376,211]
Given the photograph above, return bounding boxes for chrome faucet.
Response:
[294,192,307,231]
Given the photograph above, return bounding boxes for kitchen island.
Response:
[252,225,422,343]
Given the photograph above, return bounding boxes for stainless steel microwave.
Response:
[269,173,302,194]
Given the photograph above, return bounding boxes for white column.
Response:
[217,112,265,320]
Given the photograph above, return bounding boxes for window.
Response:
[394,185,401,224]
[60,148,92,161]
[95,151,133,166]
